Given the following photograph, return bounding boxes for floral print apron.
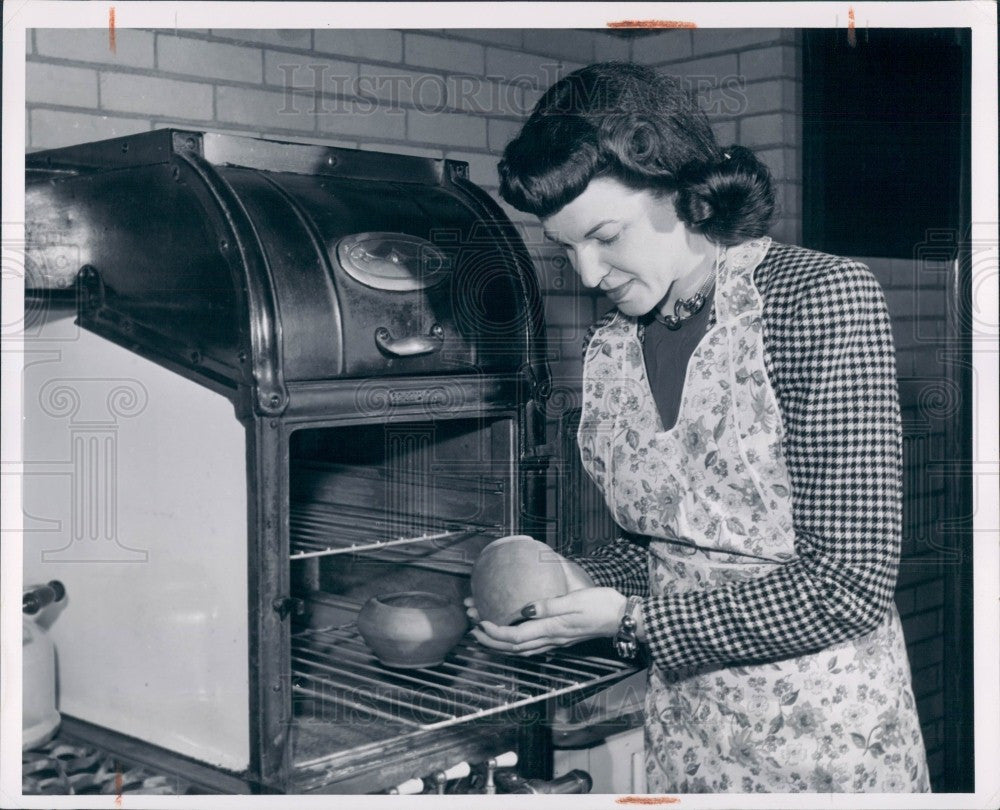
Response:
[578,238,930,792]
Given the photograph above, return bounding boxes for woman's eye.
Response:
[597,233,621,246]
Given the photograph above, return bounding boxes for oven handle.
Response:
[374,324,445,357]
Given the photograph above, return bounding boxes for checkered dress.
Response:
[574,241,904,672]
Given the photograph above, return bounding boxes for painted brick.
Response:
[100,73,213,120]
[210,29,312,49]
[216,85,316,132]
[631,30,693,64]
[544,291,593,330]
[30,109,149,150]
[921,718,944,752]
[446,75,524,117]
[741,80,782,114]
[522,29,596,63]
[885,288,917,319]
[911,663,942,698]
[864,256,894,286]
[915,287,948,319]
[926,749,944,779]
[906,635,944,668]
[891,316,922,352]
[739,45,798,82]
[770,181,801,220]
[314,29,403,62]
[486,47,563,88]
[691,28,784,56]
[351,64,444,109]
[157,35,262,83]
[902,609,942,644]
[756,147,799,183]
[915,578,945,608]
[520,85,544,113]
[265,52,359,94]
[26,62,98,107]
[593,33,631,62]
[893,585,915,617]
[404,33,484,74]
[739,113,790,148]
[407,110,486,148]
[911,348,947,379]
[360,142,443,159]
[449,29,523,49]
[317,105,406,141]
[712,119,737,147]
[487,118,522,152]
[35,28,155,68]
[444,150,499,187]
[669,53,738,84]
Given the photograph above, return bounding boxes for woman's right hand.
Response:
[464,555,595,624]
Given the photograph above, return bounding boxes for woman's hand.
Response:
[468,587,627,656]
[464,557,596,625]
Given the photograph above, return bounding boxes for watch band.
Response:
[613,595,642,660]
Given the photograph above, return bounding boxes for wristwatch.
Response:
[613,595,642,660]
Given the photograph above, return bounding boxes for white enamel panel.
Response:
[22,308,250,770]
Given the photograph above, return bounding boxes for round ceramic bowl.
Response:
[470,535,570,626]
[356,591,468,669]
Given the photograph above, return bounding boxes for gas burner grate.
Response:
[291,623,635,734]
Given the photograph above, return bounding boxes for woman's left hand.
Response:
[470,587,627,656]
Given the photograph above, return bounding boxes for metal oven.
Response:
[22,130,634,794]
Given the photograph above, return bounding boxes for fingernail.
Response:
[521,604,537,618]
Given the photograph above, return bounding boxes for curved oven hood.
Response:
[26,130,548,417]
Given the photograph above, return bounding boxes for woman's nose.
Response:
[573,248,607,289]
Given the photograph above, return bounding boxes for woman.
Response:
[468,62,930,793]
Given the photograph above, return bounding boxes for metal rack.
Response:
[291,623,635,735]
[289,501,495,563]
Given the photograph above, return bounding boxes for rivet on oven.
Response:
[326,155,338,167]
[270,419,278,428]
[270,395,280,407]
[219,238,229,251]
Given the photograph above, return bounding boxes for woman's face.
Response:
[541,176,711,317]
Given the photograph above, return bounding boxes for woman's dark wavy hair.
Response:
[498,62,775,246]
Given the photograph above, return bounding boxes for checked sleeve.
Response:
[569,534,650,598]
[641,260,904,671]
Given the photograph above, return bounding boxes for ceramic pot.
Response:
[356,591,468,669]
[471,535,569,626]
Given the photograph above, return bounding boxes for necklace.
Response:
[653,262,718,330]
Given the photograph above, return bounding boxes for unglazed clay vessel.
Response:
[470,535,570,626]
[356,591,468,669]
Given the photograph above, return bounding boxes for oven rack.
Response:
[289,501,497,563]
[291,622,636,737]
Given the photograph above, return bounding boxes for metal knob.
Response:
[433,761,470,793]
[387,777,424,795]
[485,751,518,794]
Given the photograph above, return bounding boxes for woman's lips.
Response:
[602,279,634,302]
